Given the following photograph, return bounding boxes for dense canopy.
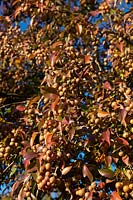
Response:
[0,0,133,199]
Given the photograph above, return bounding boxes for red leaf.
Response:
[122,155,129,165]
[97,109,110,118]
[110,191,122,200]
[11,180,22,197]
[98,168,114,179]
[82,165,93,182]
[120,109,127,127]
[62,166,72,175]
[101,129,110,146]
[16,105,25,111]
[117,137,129,146]
[103,81,113,90]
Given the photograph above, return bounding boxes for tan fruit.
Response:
[115,182,123,189]
[123,185,130,193]
[49,176,56,184]
[76,188,85,196]
[129,183,133,190]
[45,163,51,171]
[45,171,50,177]
[118,151,124,157]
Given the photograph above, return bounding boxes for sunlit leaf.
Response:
[68,127,75,141]
[18,187,25,200]
[98,168,114,179]
[110,191,122,200]
[30,132,39,147]
[62,166,72,175]
[52,41,63,49]
[50,53,58,67]
[44,132,56,148]
[76,24,82,35]
[97,110,110,118]
[85,54,92,64]
[82,165,93,182]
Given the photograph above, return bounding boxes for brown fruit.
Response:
[118,151,124,157]
[129,183,133,190]
[49,176,56,184]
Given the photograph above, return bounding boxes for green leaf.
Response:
[98,168,114,179]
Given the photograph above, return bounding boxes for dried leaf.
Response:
[18,188,25,200]
[105,155,112,167]
[44,133,55,148]
[98,168,114,179]
[51,96,60,112]
[76,24,82,35]
[52,41,63,49]
[50,53,58,67]
[101,129,110,146]
[62,166,72,175]
[110,191,122,200]
[117,137,129,146]
[68,127,75,141]
[103,81,113,90]
[27,96,40,107]
[11,180,21,197]
[97,110,110,118]
[30,132,39,147]
[122,155,129,165]
[90,10,99,16]
[85,54,92,64]
[120,109,127,127]
[82,165,93,182]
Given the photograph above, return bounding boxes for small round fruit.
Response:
[130,119,133,124]
[123,185,130,193]
[76,188,85,196]
[115,182,123,189]
[49,176,56,184]
[118,151,124,157]
[45,163,51,171]
[129,183,133,190]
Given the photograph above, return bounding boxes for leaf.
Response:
[44,133,55,148]
[117,137,129,146]
[119,109,127,127]
[122,155,129,165]
[16,105,25,112]
[40,86,58,95]
[105,155,112,167]
[51,96,60,112]
[11,180,22,197]
[101,129,110,146]
[110,191,122,200]
[76,24,82,35]
[62,166,72,175]
[50,53,58,67]
[103,81,113,90]
[27,96,40,107]
[98,168,114,179]
[30,132,39,147]
[68,127,75,141]
[52,41,63,49]
[82,165,93,182]
[97,109,110,118]
[18,187,25,200]
[89,10,99,16]
[85,54,92,64]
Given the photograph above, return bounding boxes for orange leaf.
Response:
[52,41,63,49]
[50,53,58,67]
[76,24,82,35]
[122,155,129,165]
[85,54,92,64]
[103,81,113,90]
[62,166,72,175]
[101,129,110,146]
[97,110,110,118]
[30,132,39,147]
[110,191,122,200]
[44,133,55,148]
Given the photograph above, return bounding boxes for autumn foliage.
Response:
[0,0,133,199]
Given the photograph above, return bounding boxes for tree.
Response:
[0,0,133,199]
